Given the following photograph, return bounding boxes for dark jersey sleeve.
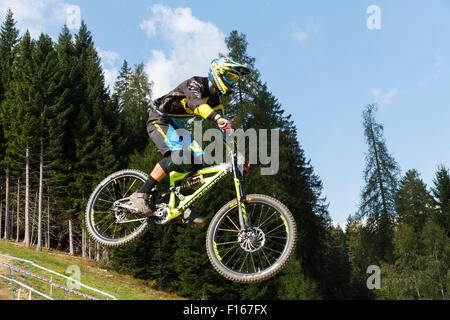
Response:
[185,78,218,120]
[185,78,206,111]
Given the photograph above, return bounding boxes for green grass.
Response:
[0,240,184,300]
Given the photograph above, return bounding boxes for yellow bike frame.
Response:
[156,135,251,230]
[166,162,232,222]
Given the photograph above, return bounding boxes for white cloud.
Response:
[139,5,227,98]
[96,47,120,91]
[331,221,347,231]
[97,47,119,66]
[433,51,443,68]
[294,30,310,42]
[371,88,398,107]
[419,74,439,87]
[0,0,79,38]
[292,19,320,44]
[103,67,119,92]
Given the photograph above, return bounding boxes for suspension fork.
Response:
[231,147,251,231]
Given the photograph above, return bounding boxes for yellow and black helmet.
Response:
[208,56,251,95]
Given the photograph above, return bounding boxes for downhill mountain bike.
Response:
[85,129,297,284]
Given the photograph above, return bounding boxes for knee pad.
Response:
[159,150,184,173]
[159,155,177,173]
[159,150,207,173]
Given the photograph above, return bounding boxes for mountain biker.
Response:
[129,56,251,227]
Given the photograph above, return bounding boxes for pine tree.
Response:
[110,62,153,158]
[223,30,261,123]
[431,165,450,235]
[70,21,109,237]
[95,126,119,180]
[0,8,20,103]
[1,31,35,242]
[121,63,153,154]
[30,32,59,251]
[48,25,76,202]
[359,104,400,264]
[0,9,20,240]
[395,169,434,232]
[111,59,132,111]
[103,59,131,168]
[345,215,374,299]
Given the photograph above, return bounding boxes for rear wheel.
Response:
[206,194,297,284]
[85,169,151,248]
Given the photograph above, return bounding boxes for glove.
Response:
[217,117,232,135]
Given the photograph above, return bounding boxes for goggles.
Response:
[222,71,240,87]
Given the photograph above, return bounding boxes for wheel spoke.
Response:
[261,245,283,255]
[258,211,277,229]
[216,241,239,246]
[218,228,240,233]
[266,235,287,241]
[227,215,240,231]
[265,222,286,236]
[124,179,137,197]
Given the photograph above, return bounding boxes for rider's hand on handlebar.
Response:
[216,117,232,135]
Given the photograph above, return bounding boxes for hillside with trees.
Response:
[0,10,448,300]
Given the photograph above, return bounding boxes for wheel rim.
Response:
[212,201,290,276]
[89,174,147,242]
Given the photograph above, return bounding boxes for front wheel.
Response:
[206,194,297,284]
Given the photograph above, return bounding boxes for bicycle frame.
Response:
[152,131,252,230]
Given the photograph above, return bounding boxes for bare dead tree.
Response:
[4,166,10,240]
[37,140,44,251]
[16,177,20,241]
[24,147,30,247]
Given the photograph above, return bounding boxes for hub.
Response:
[238,227,266,253]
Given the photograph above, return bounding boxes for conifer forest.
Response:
[0,10,448,300]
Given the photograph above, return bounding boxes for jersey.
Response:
[148,76,224,126]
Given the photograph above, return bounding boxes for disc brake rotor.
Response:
[238,227,266,253]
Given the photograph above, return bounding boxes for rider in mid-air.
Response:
[129,56,251,227]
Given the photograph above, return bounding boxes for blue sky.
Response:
[1,0,449,226]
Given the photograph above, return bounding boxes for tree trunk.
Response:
[368,125,388,219]
[56,232,63,251]
[0,201,2,240]
[68,214,74,255]
[4,166,9,240]
[0,177,3,239]
[368,123,393,264]
[24,147,30,247]
[16,177,20,242]
[37,140,44,251]
[82,228,86,258]
[88,239,92,260]
[31,192,38,247]
[96,242,100,262]
[47,194,50,250]
[102,248,109,265]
